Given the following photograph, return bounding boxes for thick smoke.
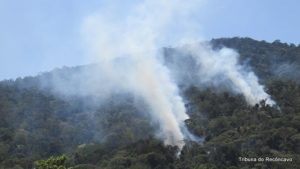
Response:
[165,43,275,105]
[43,0,275,150]
[80,0,204,149]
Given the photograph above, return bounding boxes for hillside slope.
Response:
[0,37,299,169]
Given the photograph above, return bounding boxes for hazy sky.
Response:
[0,0,299,80]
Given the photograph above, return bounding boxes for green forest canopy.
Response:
[0,37,299,169]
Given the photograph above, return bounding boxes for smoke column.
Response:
[175,43,276,106]
[81,0,204,149]
[72,0,275,150]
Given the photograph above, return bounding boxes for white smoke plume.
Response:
[80,0,204,149]
[43,0,275,150]
[165,43,275,106]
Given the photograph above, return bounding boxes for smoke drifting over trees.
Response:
[35,0,275,149]
[2,0,299,168]
[1,37,299,169]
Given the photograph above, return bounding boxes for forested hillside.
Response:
[0,37,299,169]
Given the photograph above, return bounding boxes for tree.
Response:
[34,155,72,169]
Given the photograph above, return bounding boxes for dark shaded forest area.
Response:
[0,37,299,169]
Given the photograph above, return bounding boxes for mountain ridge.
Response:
[0,37,299,169]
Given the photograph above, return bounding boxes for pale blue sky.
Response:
[0,0,299,80]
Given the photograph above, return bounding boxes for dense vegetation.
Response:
[0,37,299,169]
